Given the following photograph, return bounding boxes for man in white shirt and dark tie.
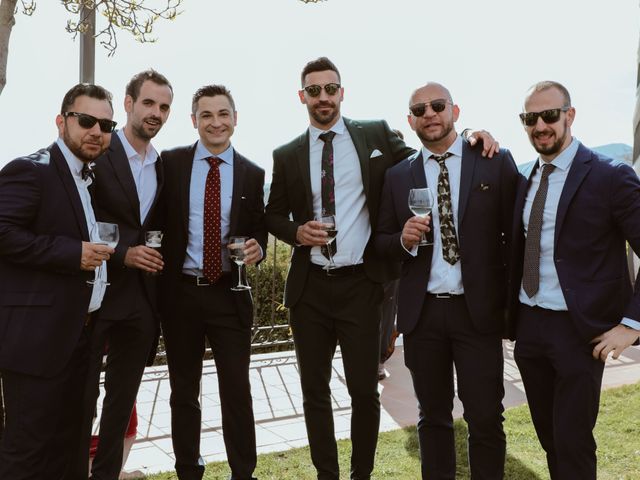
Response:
[510,80,640,479]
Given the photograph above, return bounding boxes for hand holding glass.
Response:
[229,236,251,291]
[88,222,119,286]
[145,230,163,276]
[408,188,434,246]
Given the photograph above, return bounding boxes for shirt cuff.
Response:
[621,317,640,331]
[401,237,418,257]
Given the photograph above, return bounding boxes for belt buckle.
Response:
[435,293,451,299]
[196,276,210,286]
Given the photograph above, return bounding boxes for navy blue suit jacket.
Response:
[375,140,518,335]
[507,143,640,341]
[0,144,93,377]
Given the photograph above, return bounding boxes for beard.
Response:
[530,119,568,157]
[308,101,339,127]
[415,117,455,144]
[63,129,106,163]
[132,116,162,141]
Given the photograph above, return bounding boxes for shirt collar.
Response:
[56,137,91,182]
[308,116,346,143]
[194,141,234,166]
[421,134,463,162]
[537,137,579,172]
[117,129,158,164]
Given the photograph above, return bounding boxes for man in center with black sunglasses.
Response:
[265,57,499,480]
[508,80,640,480]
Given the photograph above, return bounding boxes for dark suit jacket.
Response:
[265,118,414,308]
[507,143,640,341]
[159,144,267,326]
[91,133,163,322]
[374,142,518,335]
[0,144,93,377]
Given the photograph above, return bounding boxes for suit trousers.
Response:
[162,275,257,480]
[0,325,91,480]
[514,304,604,480]
[404,295,505,480]
[81,299,157,480]
[290,267,383,480]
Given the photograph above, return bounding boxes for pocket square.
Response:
[370,149,383,158]
[479,183,490,191]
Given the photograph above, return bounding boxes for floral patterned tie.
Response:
[431,153,460,265]
[319,131,336,259]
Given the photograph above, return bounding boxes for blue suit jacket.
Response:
[374,140,519,335]
[507,143,640,341]
[0,144,93,377]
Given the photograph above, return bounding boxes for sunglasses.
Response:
[519,107,570,127]
[303,83,341,97]
[409,99,451,117]
[63,112,117,133]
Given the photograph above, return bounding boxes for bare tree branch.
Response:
[0,0,19,95]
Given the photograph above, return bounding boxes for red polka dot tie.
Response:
[203,157,223,283]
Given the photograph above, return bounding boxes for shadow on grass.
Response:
[401,424,542,480]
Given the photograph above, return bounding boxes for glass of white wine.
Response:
[408,188,434,246]
[229,236,251,291]
[88,221,119,286]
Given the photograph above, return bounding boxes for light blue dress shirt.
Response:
[182,142,234,275]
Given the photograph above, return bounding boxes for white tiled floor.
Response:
[94,341,640,476]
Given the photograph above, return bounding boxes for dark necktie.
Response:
[431,152,459,265]
[319,131,337,259]
[81,162,95,182]
[522,163,556,298]
[203,157,223,283]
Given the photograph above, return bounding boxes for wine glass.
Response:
[88,222,119,286]
[229,236,251,291]
[318,214,338,271]
[144,230,163,276]
[408,188,434,246]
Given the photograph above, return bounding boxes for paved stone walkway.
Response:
[96,341,640,476]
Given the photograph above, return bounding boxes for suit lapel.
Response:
[51,144,90,240]
[295,131,314,218]
[555,144,592,246]
[179,143,197,238]
[409,151,427,188]
[108,134,141,224]
[144,154,164,228]
[457,142,476,225]
[344,118,371,203]
[229,150,246,233]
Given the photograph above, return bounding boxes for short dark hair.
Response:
[125,69,173,101]
[60,83,113,114]
[191,84,236,115]
[526,80,572,107]
[300,57,341,87]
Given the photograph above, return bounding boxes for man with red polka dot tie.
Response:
[159,84,267,480]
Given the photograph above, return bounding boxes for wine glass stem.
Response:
[326,243,335,267]
[237,263,243,288]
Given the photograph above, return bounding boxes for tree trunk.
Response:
[0,0,18,96]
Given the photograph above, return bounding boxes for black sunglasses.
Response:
[303,83,341,97]
[409,99,451,117]
[63,112,117,133]
[519,107,570,127]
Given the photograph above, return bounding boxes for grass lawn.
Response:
[147,382,640,479]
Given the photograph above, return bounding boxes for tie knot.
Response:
[319,131,336,144]
[81,162,94,181]
[429,152,453,165]
[207,156,222,168]
[541,162,556,179]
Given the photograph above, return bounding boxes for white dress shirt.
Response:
[117,129,158,223]
[518,138,640,331]
[183,142,234,275]
[56,138,106,313]
[308,116,369,267]
[406,135,464,295]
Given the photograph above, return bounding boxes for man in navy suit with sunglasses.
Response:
[375,82,518,479]
[509,80,640,479]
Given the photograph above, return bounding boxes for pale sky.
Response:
[0,0,638,176]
